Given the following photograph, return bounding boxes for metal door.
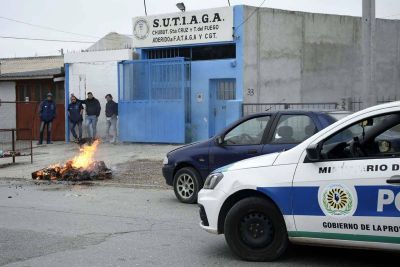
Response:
[16,80,65,141]
[209,79,236,137]
[118,58,190,143]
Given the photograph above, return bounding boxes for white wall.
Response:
[64,49,133,64]
[0,81,16,128]
[0,81,16,142]
[65,49,132,140]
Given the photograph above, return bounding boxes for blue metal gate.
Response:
[118,58,190,143]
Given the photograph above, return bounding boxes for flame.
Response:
[49,163,61,168]
[71,140,99,169]
[33,140,103,180]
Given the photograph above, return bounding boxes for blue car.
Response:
[162,111,336,203]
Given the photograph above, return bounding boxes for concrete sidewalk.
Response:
[0,142,180,180]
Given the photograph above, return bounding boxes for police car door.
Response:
[292,112,400,247]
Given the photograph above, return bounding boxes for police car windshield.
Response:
[321,113,400,159]
[330,114,400,143]
[324,119,377,145]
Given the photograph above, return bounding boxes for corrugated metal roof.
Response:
[0,68,63,80]
[0,55,64,74]
[0,55,63,61]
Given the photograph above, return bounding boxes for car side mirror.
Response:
[306,143,321,162]
[216,136,224,146]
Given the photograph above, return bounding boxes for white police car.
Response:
[198,102,400,261]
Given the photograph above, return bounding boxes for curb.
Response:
[0,177,169,190]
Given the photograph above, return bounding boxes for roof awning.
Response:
[0,67,64,81]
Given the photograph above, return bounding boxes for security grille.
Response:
[216,79,236,100]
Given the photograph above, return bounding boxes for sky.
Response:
[0,0,400,58]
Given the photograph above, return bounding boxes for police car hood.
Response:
[216,152,281,173]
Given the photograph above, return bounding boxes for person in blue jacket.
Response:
[70,92,101,140]
[38,93,56,145]
[68,95,84,142]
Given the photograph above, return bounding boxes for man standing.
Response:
[38,93,56,145]
[83,92,101,139]
[105,94,118,143]
[68,95,84,142]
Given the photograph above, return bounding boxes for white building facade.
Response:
[64,49,134,140]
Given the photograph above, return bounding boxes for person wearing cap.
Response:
[38,92,56,145]
[68,95,84,142]
[82,92,101,139]
[105,94,118,143]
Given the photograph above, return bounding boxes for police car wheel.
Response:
[224,197,288,261]
[173,167,201,204]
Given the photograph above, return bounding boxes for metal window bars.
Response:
[0,128,33,164]
[242,102,340,116]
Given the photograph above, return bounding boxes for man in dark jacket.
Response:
[82,92,101,139]
[68,95,84,141]
[38,93,56,145]
[105,94,118,143]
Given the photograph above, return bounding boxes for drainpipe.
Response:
[362,0,376,107]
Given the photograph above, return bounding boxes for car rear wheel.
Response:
[173,167,201,204]
[224,197,288,261]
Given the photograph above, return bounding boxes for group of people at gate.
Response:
[37,92,118,144]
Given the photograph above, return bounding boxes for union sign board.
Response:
[132,7,233,48]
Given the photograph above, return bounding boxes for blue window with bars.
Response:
[144,44,236,61]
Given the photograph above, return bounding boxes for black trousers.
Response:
[39,121,52,144]
[70,121,83,139]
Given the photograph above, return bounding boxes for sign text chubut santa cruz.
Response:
[132,7,234,48]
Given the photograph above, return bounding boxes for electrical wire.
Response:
[234,0,266,34]
[0,16,100,39]
[0,35,94,43]
[0,15,126,43]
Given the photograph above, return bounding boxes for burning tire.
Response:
[32,160,112,181]
[31,140,112,181]
[173,167,202,204]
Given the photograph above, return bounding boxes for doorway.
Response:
[16,79,65,140]
[209,79,236,137]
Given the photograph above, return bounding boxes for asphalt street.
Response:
[0,180,398,267]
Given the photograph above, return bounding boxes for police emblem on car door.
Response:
[292,112,400,245]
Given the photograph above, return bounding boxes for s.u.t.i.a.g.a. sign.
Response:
[132,7,233,48]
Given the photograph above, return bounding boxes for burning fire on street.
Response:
[32,140,112,181]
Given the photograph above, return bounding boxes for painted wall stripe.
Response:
[65,63,70,143]
[258,185,400,217]
[289,231,400,244]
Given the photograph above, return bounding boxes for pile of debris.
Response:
[32,160,111,181]
[31,140,112,181]
[0,150,21,158]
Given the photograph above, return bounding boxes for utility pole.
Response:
[362,0,376,107]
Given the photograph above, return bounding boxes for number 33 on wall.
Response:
[247,88,255,96]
